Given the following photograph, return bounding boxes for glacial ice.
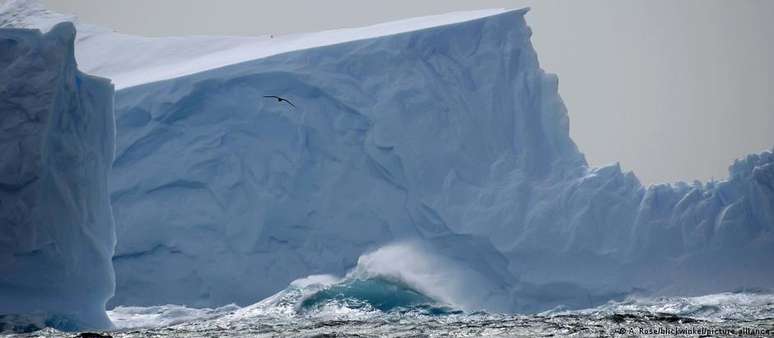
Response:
[104,6,773,311]
[103,7,552,311]
[0,22,115,330]
[1,0,773,317]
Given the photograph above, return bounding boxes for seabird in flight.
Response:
[263,95,296,108]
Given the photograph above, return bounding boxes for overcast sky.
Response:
[39,0,774,184]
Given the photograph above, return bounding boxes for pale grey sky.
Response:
[39,0,774,184]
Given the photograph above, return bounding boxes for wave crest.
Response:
[299,276,459,315]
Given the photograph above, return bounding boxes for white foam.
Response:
[108,304,239,329]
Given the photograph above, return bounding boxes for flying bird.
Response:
[264,95,296,108]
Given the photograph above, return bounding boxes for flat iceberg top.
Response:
[0,0,519,89]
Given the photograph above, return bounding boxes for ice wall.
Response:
[107,9,550,310]
[461,149,774,310]
[0,22,115,331]
[107,8,773,311]
[114,10,774,314]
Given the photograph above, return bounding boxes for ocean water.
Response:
[5,277,774,337]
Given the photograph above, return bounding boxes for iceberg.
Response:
[0,22,115,331]
[104,4,774,309]
[104,7,554,311]
[1,0,772,316]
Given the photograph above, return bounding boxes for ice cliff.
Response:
[0,22,116,331]
[104,7,570,311]
[107,8,774,311]
[2,0,773,315]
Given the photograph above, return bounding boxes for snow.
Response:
[0,22,115,331]
[1,0,773,321]
[0,0,510,89]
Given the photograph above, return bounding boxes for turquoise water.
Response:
[299,277,459,316]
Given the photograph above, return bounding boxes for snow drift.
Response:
[0,22,115,331]
[2,0,772,315]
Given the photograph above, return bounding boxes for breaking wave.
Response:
[229,242,474,321]
[298,276,458,315]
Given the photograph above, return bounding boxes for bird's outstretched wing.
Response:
[263,95,296,108]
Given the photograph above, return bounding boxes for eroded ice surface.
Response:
[0,22,115,331]
[107,7,774,311]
